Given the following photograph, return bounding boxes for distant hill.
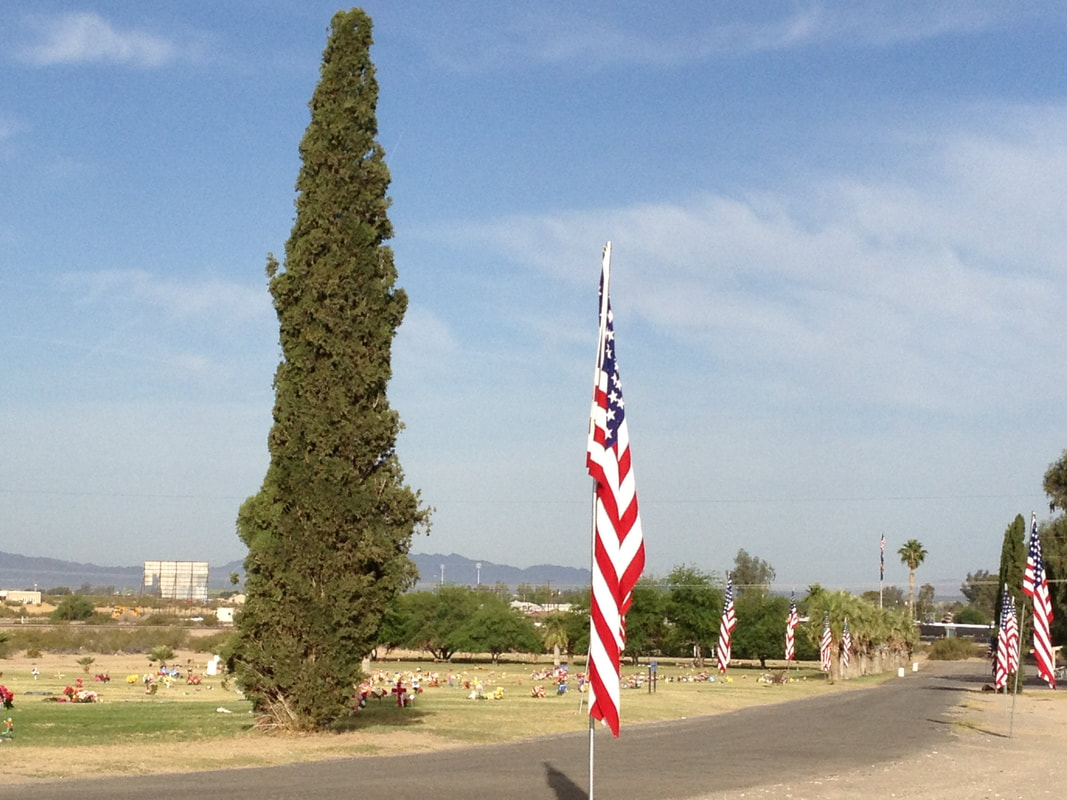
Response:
[0,550,587,594]
[0,552,244,593]
[410,552,588,592]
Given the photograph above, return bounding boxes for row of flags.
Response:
[816,613,852,672]
[721,585,853,676]
[1022,513,1056,688]
[994,587,1019,690]
[992,512,1057,691]
[586,247,1056,745]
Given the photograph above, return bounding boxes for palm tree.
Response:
[897,539,928,620]
[540,613,570,667]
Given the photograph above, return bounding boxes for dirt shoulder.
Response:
[696,684,1067,800]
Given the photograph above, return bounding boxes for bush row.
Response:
[0,626,235,657]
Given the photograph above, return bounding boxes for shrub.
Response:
[142,613,181,627]
[51,595,96,622]
[926,637,983,660]
[954,605,991,625]
[190,631,235,654]
[149,645,176,664]
[6,626,189,656]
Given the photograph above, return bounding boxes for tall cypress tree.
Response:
[995,514,1026,630]
[232,8,429,731]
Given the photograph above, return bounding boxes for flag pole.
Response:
[586,483,597,799]
[586,243,613,800]
[1009,602,1026,738]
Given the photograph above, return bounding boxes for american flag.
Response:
[716,577,737,674]
[1007,596,1021,678]
[880,533,885,581]
[841,618,852,670]
[785,593,798,662]
[1022,512,1056,689]
[819,612,833,673]
[586,243,646,737]
[994,586,1019,691]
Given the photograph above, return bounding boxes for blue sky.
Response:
[2,2,1064,595]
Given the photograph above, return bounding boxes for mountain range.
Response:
[0,551,589,594]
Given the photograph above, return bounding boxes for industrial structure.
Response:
[142,560,210,602]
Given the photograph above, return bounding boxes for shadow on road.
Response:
[543,762,587,800]
[924,716,1009,739]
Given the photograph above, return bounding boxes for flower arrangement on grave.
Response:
[62,685,100,703]
[0,684,13,710]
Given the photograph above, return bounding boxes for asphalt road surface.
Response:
[17,661,986,800]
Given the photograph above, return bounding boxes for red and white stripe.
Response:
[587,243,645,737]
[994,586,1017,691]
[819,614,833,673]
[840,618,852,670]
[716,579,737,674]
[1023,512,1056,689]
[785,595,798,661]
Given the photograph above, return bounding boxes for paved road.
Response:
[17,661,986,800]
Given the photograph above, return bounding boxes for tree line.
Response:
[374,548,918,686]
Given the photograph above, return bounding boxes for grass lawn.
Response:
[0,652,892,781]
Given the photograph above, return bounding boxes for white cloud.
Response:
[17,12,180,67]
[431,2,1009,72]
[60,269,271,324]
[394,304,458,373]
[433,105,1067,418]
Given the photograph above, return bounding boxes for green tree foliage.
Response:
[664,565,721,667]
[1039,452,1067,646]
[995,515,1026,624]
[805,590,916,682]
[454,595,541,664]
[860,585,906,610]
[50,595,95,622]
[916,583,936,622]
[731,549,775,596]
[1044,449,1067,512]
[960,569,997,618]
[954,605,991,625]
[540,613,571,666]
[561,599,590,658]
[1036,514,1067,647]
[897,539,927,619]
[623,577,668,664]
[231,9,429,731]
[396,587,479,661]
[731,593,790,668]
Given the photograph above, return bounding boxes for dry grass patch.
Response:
[0,651,893,784]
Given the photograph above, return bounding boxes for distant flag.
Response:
[819,613,833,673]
[1022,512,1056,689]
[716,577,737,674]
[880,533,885,582]
[586,244,646,737]
[994,585,1017,691]
[841,618,853,671]
[1007,596,1021,679]
[785,593,799,662]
